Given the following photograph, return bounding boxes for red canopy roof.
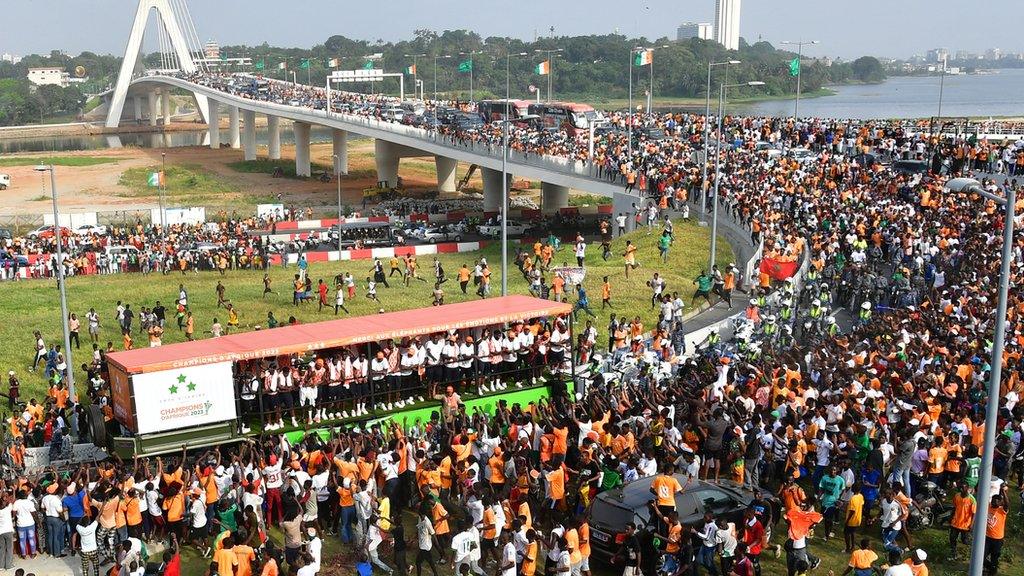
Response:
[106,295,572,375]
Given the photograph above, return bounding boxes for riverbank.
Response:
[569,87,837,110]
[0,120,207,140]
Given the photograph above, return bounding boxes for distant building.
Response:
[1,52,21,65]
[27,67,70,87]
[926,48,948,63]
[677,22,713,41]
[985,47,1002,60]
[713,0,741,51]
[203,40,220,60]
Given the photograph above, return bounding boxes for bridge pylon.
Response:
[105,0,209,128]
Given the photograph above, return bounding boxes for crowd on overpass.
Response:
[4,73,1024,576]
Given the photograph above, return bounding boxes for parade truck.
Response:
[103,296,574,457]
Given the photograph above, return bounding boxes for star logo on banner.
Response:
[169,384,178,395]
[187,381,197,392]
[177,374,186,384]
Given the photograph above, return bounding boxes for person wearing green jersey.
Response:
[691,271,713,307]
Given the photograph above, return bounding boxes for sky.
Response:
[3,0,1021,60]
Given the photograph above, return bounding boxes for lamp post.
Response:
[937,54,947,119]
[403,53,426,99]
[533,48,563,102]
[34,164,75,393]
[710,81,765,272]
[331,154,345,254]
[159,152,167,229]
[780,40,818,118]
[945,177,1015,576]
[501,51,529,296]
[699,59,740,224]
[432,54,451,101]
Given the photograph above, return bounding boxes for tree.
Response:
[850,56,885,83]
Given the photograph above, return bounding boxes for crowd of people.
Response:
[3,72,1024,576]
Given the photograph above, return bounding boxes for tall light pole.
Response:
[331,154,345,254]
[710,81,765,272]
[459,51,483,101]
[159,152,167,229]
[432,54,451,101]
[937,54,947,119]
[945,177,1015,576]
[628,48,634,160]
[700,60,741,224]
[533,48,563,102]
[501,51,529,296]
[404,53,426,100]
[34,164,75,393]
[780,40,818,118]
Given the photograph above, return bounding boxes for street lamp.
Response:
[937,54,948,119]
[33,164,75,394]
[700,59,741,224]
[403,53,427,100]
[501,51,529,296]
[533,48,564,102]
[945,177,1015,576]
[432,54,452,101]
[709,81,765,272]
[331,154,346,254]
[780,40,818,118]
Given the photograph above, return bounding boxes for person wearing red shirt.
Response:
[741,508,765,576]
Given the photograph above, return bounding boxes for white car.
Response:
[74,224,108,236]
[415,226,464,244]
[478,220,530,238]
[755,142,783,159]
[787,147,817,163]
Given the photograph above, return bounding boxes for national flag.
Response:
[300,58,311,69]
[278,61,287,70]
[458,59,473,73]
[535,60,550,75]
[405,64,417,75]
[634,49,653,66]
[254,59,265,70]
[219,53,227,61]
[760,257,799,281]
[327,58,340,67]
[789,58,800,77]
[147,171,164,187]
[363,61,374,69]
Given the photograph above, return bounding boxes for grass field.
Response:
[0,218,730,405]
[0,156,121,167]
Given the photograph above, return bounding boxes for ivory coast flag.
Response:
[634,49,653,66]
[328,58,340,67]
[278,61,287,70]
[147,171,164,187]
[535,60,550,75]
[405,64,416,75]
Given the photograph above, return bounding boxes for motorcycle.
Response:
[907,480,952,529]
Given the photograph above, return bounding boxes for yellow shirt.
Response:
[846,493,864,527]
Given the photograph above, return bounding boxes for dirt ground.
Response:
[0,138,455,216]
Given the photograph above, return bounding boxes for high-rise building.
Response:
[203,40,220,60]
[714,0,741,51]
[985,47,1002,60]
[677,22,713,41]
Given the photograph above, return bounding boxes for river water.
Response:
[4,70,1024,153]
[742,68,1024,119]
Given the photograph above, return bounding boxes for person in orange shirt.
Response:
[543,462,566,522]
[233,540,256,576]
[984,492,1009,572]
[520,529,539,576]
[213,536,240,576]
[843,538,879,576]
[601,276,612,309]
[948,483,975,560]
[551,423,569,466]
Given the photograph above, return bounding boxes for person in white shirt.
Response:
[451,522,484,576]
[498,532,517,576]
[12,492,37,557]
[77,515,100,575]
[188,490,208,550]
[41,487,66,557]
[306,527,322,572]
[0,496,13,569]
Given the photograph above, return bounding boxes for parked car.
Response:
[786,147,817,163]
[587,476,780,564]
[0,250,28,267]
[755,141,783,159]
[74,224,108,236]
[891,159,930,175]
[26,225,73,239]
[477,220,530,238]
[414,225,464,244]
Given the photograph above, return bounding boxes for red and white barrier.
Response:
[267,240,487,265]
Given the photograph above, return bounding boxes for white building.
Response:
[27,67,70,87]
[1,53,21,65]
[714,0,741,51]
[204,40,220,60]
[677,22,713,41]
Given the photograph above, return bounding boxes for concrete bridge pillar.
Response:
[161,89,171,124]
[435,156,458,194]
[294,121,311,178]
[332,129,348,175]
[132,96,143,122]
[207,99,221,149]
[242,109,257,161]
[267,115,281,160]
[480,167,512,213]
[227,106,241,149]
[147,90,158,126]
[541,182,570,213]
[374,139,400,188]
